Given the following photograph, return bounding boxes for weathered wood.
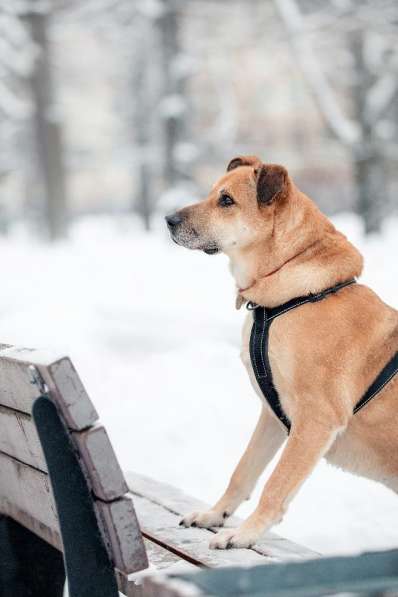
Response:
[127,472,317,562]
[0,407,128,500]
[0,500,62,552]
[131,492,269,568]
[116,539,197,597]
[73,425,128,501]
[0,405,47,471]
[0,451,148,579]
[0,452,58,531]
[96,496,149,574]
[0,346,98,430]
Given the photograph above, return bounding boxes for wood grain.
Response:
[116,539,196,597]
[127,472,317,562]
[96,496,149,574]
[0,346,98,430]
[0,451,58,531]
[0,405,47,471]
[0,499,62,551]
[73,425,128,501]
[132,493,268,568]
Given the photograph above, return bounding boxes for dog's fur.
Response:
[166,156,398,550]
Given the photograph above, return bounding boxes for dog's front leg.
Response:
[210,419,342,549]
[180,407,286,529]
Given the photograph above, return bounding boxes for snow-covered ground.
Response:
[1,212,398,557]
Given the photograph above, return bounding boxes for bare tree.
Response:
[24,3,68,240]
[274,0,398,233]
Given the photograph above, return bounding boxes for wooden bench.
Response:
[0,344,315,597]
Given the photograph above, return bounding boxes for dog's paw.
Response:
[209,525,260,550]
[179,510,226,529]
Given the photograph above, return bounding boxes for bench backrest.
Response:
[0,344,148,580]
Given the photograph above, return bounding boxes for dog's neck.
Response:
[227,193,364,308]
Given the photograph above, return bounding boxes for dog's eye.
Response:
[218,194,235,207]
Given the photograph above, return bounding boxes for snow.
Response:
[1,212,398,557]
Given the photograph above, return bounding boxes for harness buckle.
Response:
[246,301,259,310]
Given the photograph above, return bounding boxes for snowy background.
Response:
[0,0,398,561]
[1,211,397,557]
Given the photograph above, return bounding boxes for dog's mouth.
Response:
[203,246,219,255]
[169,229,220,255]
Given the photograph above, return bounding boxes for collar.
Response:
[247,279,357,320]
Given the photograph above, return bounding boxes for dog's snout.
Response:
[165,213,183,229]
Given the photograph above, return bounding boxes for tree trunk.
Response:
[157,0,192,190]
[353,151,385,234]
[131,21,154,231]
[25,7,68,241]
[351,30,385,234]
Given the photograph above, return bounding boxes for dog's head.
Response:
[165,156,292,255]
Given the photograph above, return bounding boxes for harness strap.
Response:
[249,279,398,433]
[354,352,398,414]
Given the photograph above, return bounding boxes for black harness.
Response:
[249,279,398,433]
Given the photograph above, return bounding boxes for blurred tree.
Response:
[274,0,398,233]
[0,0,68,240]
[25,2,68,240]
[157,0,195,191]
[71,0,197,230]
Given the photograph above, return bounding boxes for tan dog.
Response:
[165,155,398,550]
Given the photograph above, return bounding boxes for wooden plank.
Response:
[131,493,269,568]
[127,472,317,562]
[0,405,128,498]
[0,452,58,532]
[116,539,197,597]
[96,496,149,575]
[0,449,147,580]
[0,405,47,471]
[73,425,128,501]
[0,346,98,430]
[0,500,62,552]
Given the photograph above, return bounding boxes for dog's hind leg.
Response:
[180,406,286,529]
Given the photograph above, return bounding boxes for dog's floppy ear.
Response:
[227,155,261,172]
[254,163,289,205]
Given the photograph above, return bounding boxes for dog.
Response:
[165,155,398,550]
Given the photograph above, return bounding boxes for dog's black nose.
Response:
[165,213,183,228]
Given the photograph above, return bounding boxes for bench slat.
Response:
[0,452,58,531]
[127,472,317,562]
[0,499,62,551]
[131,492,269,568]
[0,347,98,430]
[0,405,129,501]
[73,426,129,501]
[96,496,149,574]
[0,450,148,577]
[0,405,47,471]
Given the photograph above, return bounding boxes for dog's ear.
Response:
[226,155,262,172]
[254,164,289,205]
